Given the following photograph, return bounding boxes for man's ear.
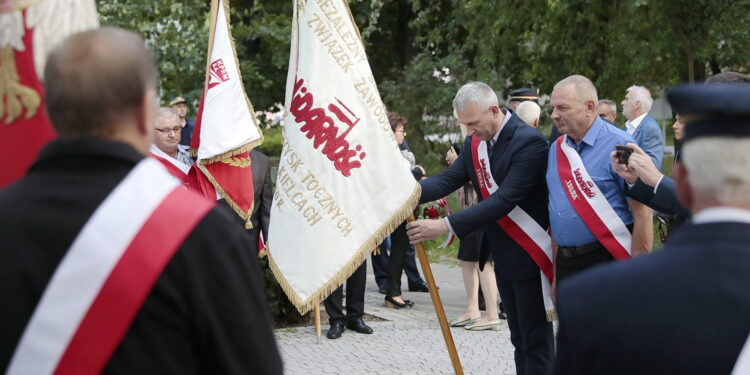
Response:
[584,99,596,116]
[674,162,692,210]
[490,105,501,117]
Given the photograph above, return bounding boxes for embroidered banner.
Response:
[0,0,98,187]
[268,0,420,314]
[190,0,261,227]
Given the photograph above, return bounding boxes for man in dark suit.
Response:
[248,149,272,253]
[407,82,553,375]
[554,83,750,375]
[0,27,281,374]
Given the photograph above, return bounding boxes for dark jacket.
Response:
[554,221,750,375]
[419,114,549,281]
[0,138,282,374]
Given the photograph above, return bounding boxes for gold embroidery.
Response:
[220,155,250,168]
[0,46,41,124]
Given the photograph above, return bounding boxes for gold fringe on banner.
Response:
[546,310,557,322]
[195,161,255,229]
[267,183,421,315]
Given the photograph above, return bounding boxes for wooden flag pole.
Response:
[314,304,322,344]
[408,215,464,375]
[202,0,219,92]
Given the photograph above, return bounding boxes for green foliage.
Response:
[98,0,748,324]
[258,256,306,325]
[257,125,284,158]
[97,0,210,112]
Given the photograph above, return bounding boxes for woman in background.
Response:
[446,142,502,330]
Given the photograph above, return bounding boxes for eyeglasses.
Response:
[156,127,182,135]
[395,129,407,135]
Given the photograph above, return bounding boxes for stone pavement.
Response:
[274,260,519,374]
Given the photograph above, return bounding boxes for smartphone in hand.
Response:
[615,145,633,165]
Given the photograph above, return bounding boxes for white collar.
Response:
[692,206,750,225]
[626,112,648,134]
[491,111,512,144]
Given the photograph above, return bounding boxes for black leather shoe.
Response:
[326,321,345,339]
[408,283,429,292]
[385,296,409,308]
[346,319,373,334]
[378,283,387,294]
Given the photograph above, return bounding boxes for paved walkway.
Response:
[274,260,518,374]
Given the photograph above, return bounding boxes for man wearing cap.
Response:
[508,87,540,111]
[169,96,195,146]
[553,83,750,375]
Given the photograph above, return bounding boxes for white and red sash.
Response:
[470,136,555,320]
[149,144,190,185]
[732,333,750,375]
[555,136,631,259]
[7,159,214,375]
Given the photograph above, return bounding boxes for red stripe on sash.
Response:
[470,137,554,281]
[555,138,630,260]
[150,153,189,185]
[53,188,214,375]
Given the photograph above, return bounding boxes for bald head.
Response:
[550,75,600,142]
[44,27,158,139]
[553,75,598,104]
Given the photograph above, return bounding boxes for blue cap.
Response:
[667,84,750,143]
[509,88,540,102]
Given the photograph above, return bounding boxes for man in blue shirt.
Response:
[546,75,652,292]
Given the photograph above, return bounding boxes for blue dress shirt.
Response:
[546,117,634,247]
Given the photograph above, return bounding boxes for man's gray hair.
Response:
[515,101,541,126]
[453,82,499,112]
[598,99,617,116]
[682,138,750,204]
[155,107,180,126]
[626,85,653,113]
[553,75,598,104]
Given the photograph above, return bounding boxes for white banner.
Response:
[268,0,420,314]
[194,0,262,161]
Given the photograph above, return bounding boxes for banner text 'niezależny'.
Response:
[305,0,366,73]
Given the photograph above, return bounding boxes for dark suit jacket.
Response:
[554,221,750,375]
[626,177,690,217]
[248,149,272,250]
[420,114,549,281]
[0,139,282,374]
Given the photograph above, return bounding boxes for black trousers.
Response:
[496,273,554,375]
[386,222,410,297]
[371,239,424,289]
[555,245,614,283]
[324,261,367,324]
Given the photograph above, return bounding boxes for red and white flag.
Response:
[0,0,98,187]
[189,0,263,227]
[267,0,420,314]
